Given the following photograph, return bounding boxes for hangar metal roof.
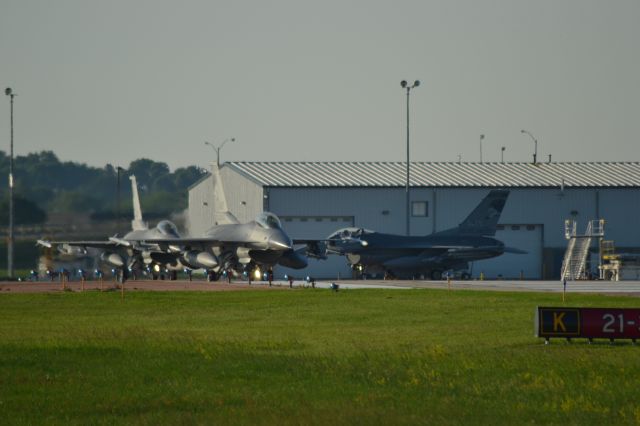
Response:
[225,162,640,188]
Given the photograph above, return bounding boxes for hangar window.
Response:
[511,225,520,231]
[527,225,536,231]
[496,225,505,230]
[411,201,428,217]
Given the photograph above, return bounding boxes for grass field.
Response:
[1,288,639,425]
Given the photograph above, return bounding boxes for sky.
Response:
[1,0,639,171]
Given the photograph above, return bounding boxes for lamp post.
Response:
[521,129,538,164]
[501,146,506,164]
[479,134,485,163]
[205,138,235,167]
[401,80,420,236]
[5,88,16,279]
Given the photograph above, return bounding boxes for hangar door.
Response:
[472,224,543,279]
[277,216,354,279]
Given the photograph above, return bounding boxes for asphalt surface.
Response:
[2,278,640,295]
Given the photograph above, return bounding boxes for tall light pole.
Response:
[401,80,419,236]
[205,138,235,167]
[479,134,485,163]
[521,129,538,164]
[501,146,506,164]
[5,88,16,279]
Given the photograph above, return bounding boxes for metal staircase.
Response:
[561,219,605,280]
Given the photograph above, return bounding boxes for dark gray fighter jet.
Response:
[320,190,522,279]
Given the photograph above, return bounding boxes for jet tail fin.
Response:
[129,175,149,231]
[437,190,509,237]
[211,164,239,225]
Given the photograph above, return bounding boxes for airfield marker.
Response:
[562,278,567,303]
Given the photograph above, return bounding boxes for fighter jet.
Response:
[319,189,523,280]
[38,176,202,281]
[120,165,307,281]
[39,170,306,282]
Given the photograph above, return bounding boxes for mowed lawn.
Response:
[1,288,640,425]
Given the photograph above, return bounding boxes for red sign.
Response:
[536,307,640,341]
[580,308,640,339]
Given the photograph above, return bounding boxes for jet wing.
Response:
[38,239,118,250]
[37,238,164,252]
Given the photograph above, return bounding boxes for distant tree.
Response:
[0,151,199,218]
[173,166,207,190]
[0,195,47,225]
[48,191,100,213]
[128,159,170,191]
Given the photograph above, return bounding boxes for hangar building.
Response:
[187,162,640,279]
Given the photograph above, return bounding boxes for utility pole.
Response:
[5,88,16,279]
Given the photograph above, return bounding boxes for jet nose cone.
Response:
[268,231,292,251]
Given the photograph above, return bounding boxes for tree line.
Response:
[0,151,207,225]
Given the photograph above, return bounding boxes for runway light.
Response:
[253,268,261,280]
[153,264,161,272]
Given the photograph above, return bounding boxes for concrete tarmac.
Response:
[2,278,640,296]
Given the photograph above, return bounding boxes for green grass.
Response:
[1,289,640,425]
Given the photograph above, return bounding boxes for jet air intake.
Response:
[277,249,308,269]
[236,247,252,264]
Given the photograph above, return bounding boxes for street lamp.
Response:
[5,88,16,279]
[501,146,506,164]
[479,134,485,163]
[521,129,538,164]
[400,80,420,236]
[205,138,236,167]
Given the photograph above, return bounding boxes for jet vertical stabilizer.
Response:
[437,190,509,237]
[211,164,239,225]
[130,175,148,231]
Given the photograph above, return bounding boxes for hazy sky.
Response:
[1,0,639,171]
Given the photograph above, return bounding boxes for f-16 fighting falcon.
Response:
[318,189,524,280]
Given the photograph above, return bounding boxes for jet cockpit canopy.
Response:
[256,212,282,230]
[156,220,180,238]
[328,227,373,240]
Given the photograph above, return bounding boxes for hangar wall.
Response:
[186,165,264,235]
[187,163,640,279]
[268,186,640,279]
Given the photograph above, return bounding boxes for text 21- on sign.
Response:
[536,307,640,340]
